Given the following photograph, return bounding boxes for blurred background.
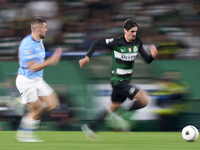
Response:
[0,0,200,132]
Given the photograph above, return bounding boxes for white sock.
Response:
[19,117,40,131]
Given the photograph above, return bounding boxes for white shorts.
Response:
[16,75,54,104]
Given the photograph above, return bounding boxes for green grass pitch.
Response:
[0,131,199,150]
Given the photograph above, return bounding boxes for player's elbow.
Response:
[144,55,153,64]
[146,59,153,64]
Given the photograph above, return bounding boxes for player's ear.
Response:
[124,28,127,33]
[36,27,41,32]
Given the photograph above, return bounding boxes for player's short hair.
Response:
[123,19,138,31]
[31,17,46,31]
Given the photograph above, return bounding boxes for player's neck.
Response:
[31,33,41,42]
[124,35,132,43]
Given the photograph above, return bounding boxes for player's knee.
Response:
[134,90,151,108]
[45,106,54,111]
[46,103,59,111]
[42,99,59,111]
[142,95,151,108]
[135,95,151,109]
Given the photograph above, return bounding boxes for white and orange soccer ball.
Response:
[182,125,199,142]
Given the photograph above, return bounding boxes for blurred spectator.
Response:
[0,0,200,59]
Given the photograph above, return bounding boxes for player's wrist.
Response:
[85,56,90,62]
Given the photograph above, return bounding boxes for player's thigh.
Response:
[37,78,54,97]
[111,89,127,103]
[134,89,151,106]
[37,79,59,110]
[39,92,59,110]
[112,80,139,101]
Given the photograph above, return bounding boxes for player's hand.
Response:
[51,47,62,65]
[150,44,158,58]
[79,56,90,68]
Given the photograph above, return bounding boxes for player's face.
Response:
[124,26,138,42]
[39,23,47,39]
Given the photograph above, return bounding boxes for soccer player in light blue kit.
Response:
[15,17,62,142]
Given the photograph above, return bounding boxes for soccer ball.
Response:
[182,125,199,142]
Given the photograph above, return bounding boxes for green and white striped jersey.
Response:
[86,35,153,85]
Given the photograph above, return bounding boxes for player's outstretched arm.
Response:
[150,44,158,58]
[79,56,90,68]
[50,47,62,65]
[27,47,62,72]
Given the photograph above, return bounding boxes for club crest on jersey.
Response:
[133,46,138,52]
[128,48,132,53]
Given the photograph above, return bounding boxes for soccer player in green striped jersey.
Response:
[79,19,158,140]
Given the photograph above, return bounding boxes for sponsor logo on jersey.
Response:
[114,51,137,61]
[133,46,138,52]
[121,54,136,60]
[128,48,132,53]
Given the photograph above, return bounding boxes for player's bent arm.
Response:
[149,44,158,58]
[86,39,112,57]
[139,46,153,63]
[79,39,111,68]
[27,47,62,72]
[86,40,99,57]
[26,57,55,72]
[79,40,99,68]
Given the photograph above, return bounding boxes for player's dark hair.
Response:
[31,17,46,31]
[123,19,138,31]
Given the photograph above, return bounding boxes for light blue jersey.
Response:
[18,34,45,78]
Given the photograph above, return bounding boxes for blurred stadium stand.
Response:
[0,0,200,60]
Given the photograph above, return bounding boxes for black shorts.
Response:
[111,80,139,103]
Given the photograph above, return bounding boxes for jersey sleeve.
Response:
[138,39,153,63]
[86,38,116,57]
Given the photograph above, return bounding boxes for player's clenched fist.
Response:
[79,56,90,68]
[51,47,62,65]
[150,44,158,58]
